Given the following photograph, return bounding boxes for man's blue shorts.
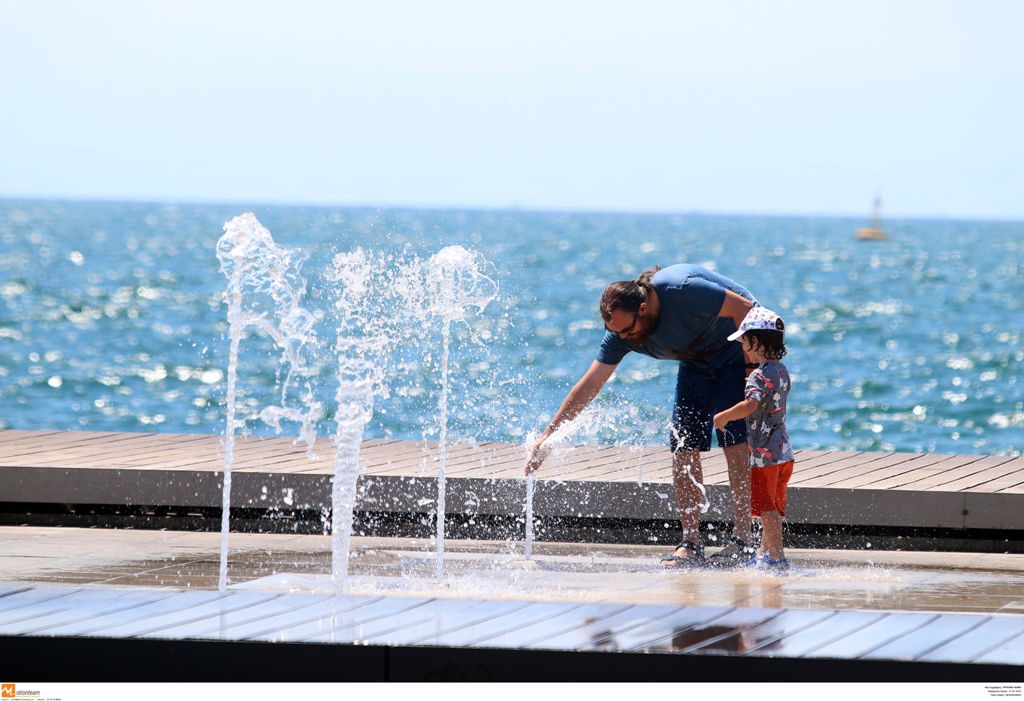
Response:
[670,343,748,453]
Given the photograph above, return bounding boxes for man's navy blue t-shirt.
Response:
[595,264,757,368]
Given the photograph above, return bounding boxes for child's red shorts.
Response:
[751,460,794,517]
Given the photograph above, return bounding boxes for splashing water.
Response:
[325,249,428,590]
[215,213,319,591]
[424,246,497,580]
[524,472,536,559]
[214,219,499,591]
[671,425,710,514]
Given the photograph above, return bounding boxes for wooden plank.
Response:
[0,431,143,460]
[602,449,674,483]
[477,445,642,481]
[452,448,533,479]
[625,450,731,485]
[348,440,435,467]
[866,454,983,490]
[0,430,74,449]
[367,443,514,478]
[921,457,1022,493]
[548,446,657,482]
[129,439,307,471]
[5,433,212,467]
[798,453,942,489]
[0,429,61,442]
[786,452,897,486]
[136,446,311,472]
[892,455,1017,492]
[781,451,864,475]
[535,446,620,477]
[0,429,132,447]
[71,433,334,472]
[343,442,476,475]
[639,449,830,486]
[2,430,1021,531]
[968,459,1024,492]
[43,436,218,469]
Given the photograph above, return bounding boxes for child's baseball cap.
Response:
[727,306,785,341]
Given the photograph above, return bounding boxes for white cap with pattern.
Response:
[727,306,785,341]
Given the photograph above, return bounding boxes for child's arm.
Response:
[713,397,758,430]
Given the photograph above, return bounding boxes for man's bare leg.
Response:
[723,442,752,544]
[662,448,705,564]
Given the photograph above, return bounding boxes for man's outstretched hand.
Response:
[525,437,551,476]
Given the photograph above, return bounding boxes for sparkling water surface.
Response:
[0,199,1020,456]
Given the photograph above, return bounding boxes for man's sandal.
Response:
[706,536,757,568]
[660,540,706,569]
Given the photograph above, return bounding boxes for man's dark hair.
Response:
[599,266,661,321]
[746,326,787,360]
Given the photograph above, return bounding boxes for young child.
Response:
[713,306,795,573]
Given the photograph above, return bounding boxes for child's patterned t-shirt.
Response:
[745,360,795,468]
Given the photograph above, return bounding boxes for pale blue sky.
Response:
[2,1,1021,219]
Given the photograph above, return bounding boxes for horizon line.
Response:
[1,192,1022,225]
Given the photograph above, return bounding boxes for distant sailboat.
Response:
[856,195,889,240]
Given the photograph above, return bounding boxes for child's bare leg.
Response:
[760,510,784,560]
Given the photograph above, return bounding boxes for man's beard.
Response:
[630,312,660,346]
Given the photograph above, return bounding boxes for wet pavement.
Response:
[3,526,1023,616]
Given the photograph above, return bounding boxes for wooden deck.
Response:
[2,429,1023,531]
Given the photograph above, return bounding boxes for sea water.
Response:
[0,199,1021,457]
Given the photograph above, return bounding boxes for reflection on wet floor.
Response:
[3,527,1024,616]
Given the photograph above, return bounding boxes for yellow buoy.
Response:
[857,194,889,240]
[856,227,888,241]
